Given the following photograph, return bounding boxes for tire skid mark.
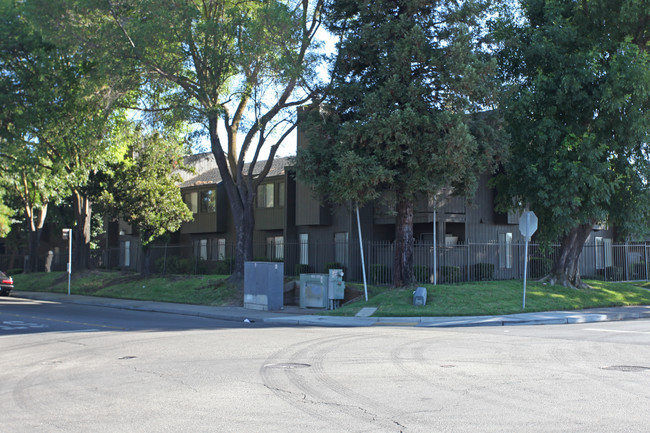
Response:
[261,334,352,422]
[261,332,408,430]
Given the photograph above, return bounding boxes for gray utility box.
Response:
[299,273,328,309]
[244,261,284,311]
[328,269,345,300]
[413,286,427,306]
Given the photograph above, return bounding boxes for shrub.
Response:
[159,256,194,274]
[324,262,344,273]
[529,257,553,279]
[7,268,23,275]
[413,265,430,283]
[154,256,167,274]
[601,266,624,281]
[471,263,494,281]
[369,264,390,284]
[253,257,283,263]
[295,264,311,275]
[629,262,646,280]
[196,259,210,274]
[439,265,461,284]
[213,259,234,275]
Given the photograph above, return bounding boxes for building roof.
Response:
[178,152,292,189]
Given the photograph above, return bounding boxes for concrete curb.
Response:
[12,291,650,328]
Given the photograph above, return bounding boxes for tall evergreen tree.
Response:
[492,0,650,288]
[297,0,505,286]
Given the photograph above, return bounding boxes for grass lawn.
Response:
[327,279,650,317]
[12,270,239,306]
[11,271,650,316]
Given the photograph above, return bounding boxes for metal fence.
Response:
[4,240,650,285]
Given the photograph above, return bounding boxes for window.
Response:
[266,236,284,260]
[123,240,131,267]
[211,238,226,261]
[184,191,198,213]
[278,182,285,207]
[257,183,274,208]
[334,232,348,266]
[200,190,216,213]
[595,237,612,269]
[299,233,309,265]
[194,239,208,261]
[498,232,513,269]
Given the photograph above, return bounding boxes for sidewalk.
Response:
[13,291,650,328]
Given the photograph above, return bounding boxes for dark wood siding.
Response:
[181,212,217,234]
[295,180,331,226]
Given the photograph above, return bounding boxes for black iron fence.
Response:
[3,240,650,285]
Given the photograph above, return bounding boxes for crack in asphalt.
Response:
[263,384,407,429]
[132,367,199,393]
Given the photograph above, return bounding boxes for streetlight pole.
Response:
[62,228,72,295]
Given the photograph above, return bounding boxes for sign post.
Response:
[518,211,538,309]
[355,206,368,301]
[62,229,72,296]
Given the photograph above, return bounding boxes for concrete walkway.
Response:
[12,291,650,328]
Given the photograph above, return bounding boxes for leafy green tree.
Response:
[0,188,13,238]
[0,0,66,271]
[296,0,505,286]
[0,150,61,272]
[39,0,325,280]
[492,0,650,288]
[96,126,193,275]
[0,0,138,270]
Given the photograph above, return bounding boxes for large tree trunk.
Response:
[232,203,255,281]
[72,190,92,271]
[546,222,594,288]
[208,117,255,282]
[27,229,42,273]
[393,198,414,287]
[24,203,47,273]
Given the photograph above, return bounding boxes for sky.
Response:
[192,27,336,163]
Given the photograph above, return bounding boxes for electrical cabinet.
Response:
[244,261,284,311]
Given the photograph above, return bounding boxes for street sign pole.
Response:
[63,229,72,296]
[519,211,538,310]
[523,236,529,309]
[356,205,368,302]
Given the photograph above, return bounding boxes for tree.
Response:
[296,0,505,286]
[0,150,61,272]
[96,126,193,275]
[39,0,325,280]
[1,0,138,271]
[492,0,650,288]
[0,189,13,238]
[0,0,64,271]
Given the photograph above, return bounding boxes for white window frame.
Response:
[123,240,131,267]
[257,183,274,208]
[184,191,198,213]
[217,238,226,261]
[299,233,309,265]
[194,239,208,261]
[200,189,216,213]
[278,182,285,208]
[334,232,348,266]
[595,237,613,269]
[498,232,513,269]
[266,236,284,260]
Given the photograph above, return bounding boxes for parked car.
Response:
[0,270,14,296]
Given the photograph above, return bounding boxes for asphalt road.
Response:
[2,296,650,432]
